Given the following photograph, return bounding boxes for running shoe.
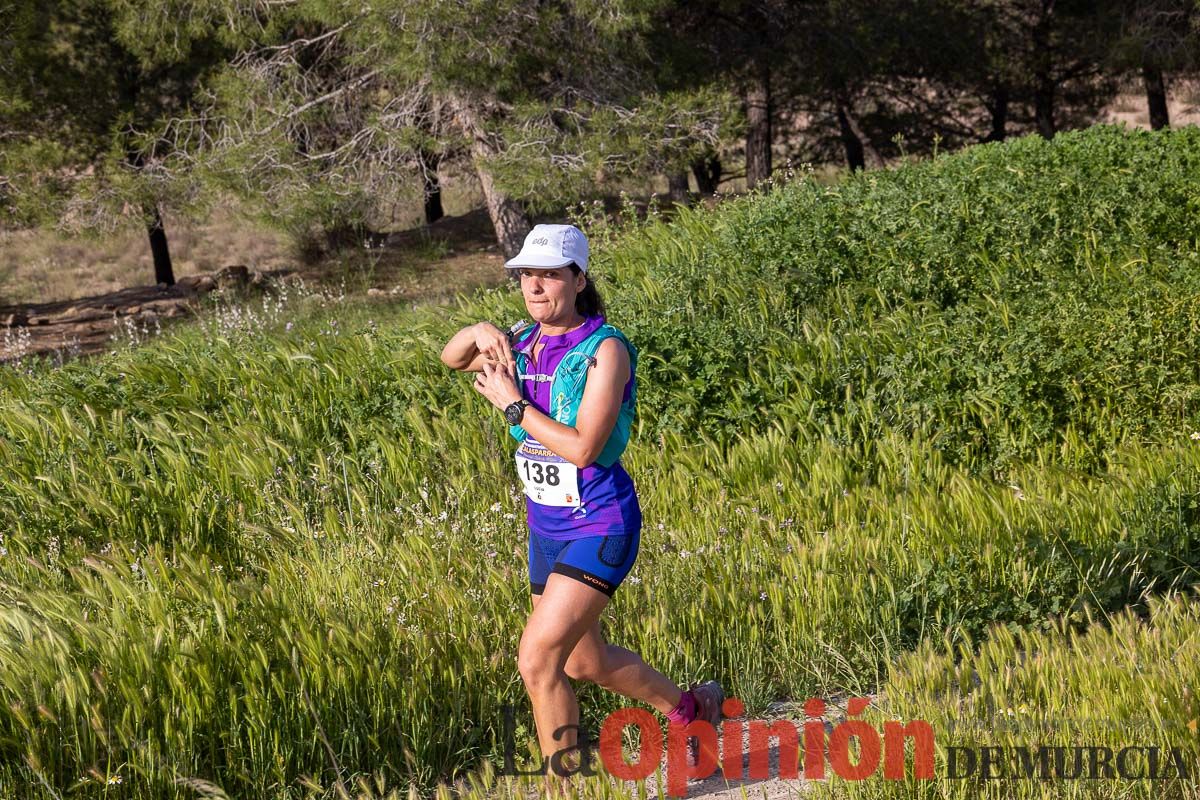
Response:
[689,680,725,727]
[684,680,725,768]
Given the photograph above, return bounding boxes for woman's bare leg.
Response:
[522,575,688,797]
[520,574,608,797]
[529,584,685,714]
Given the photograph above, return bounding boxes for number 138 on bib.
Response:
[515,438,581,507]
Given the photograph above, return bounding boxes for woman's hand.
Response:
[473,362,523,412]
[472,322,515,371]
[440,321,515,372]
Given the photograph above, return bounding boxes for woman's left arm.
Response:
[473,337,630,469]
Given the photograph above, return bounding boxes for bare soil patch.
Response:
[488,694,887,800]
[0,208,511,365]
[0,267,292,364]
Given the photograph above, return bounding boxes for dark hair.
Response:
[569,263,605,318]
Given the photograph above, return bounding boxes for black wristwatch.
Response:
[504,399,530,426]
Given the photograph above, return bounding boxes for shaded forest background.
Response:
[1,0,1199,300]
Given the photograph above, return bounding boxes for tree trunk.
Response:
[667,171,689,204]
[1034,76,1056,139]
[985,85,1009,142]
[1143,64,1170,130]
[835,93,883,171]
[744,66,772,188]
[125,147,175,286]
[146,203,175,286]
[691,156,721,195]
[421,151,444,224]
[451,96,529,257]
[837,103,865,172]
[1031,2,1056,140]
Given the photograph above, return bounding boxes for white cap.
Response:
[504,224,590,273]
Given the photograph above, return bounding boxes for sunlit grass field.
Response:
[813,589,1200,800]
[1,125,1199,798]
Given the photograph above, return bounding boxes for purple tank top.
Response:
[514,315,642,540]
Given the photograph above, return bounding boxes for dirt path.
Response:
[489,696,884,800]
[630,699,823,800]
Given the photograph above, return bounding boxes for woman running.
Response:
[440,223,723,795]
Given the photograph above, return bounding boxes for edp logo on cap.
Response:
[504,224,591,273]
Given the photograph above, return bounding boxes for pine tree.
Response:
[1109,0,1199,129]
[0,0,230,286]
[151,0,732,256]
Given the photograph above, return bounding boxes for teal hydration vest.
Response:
[508,322,638,469]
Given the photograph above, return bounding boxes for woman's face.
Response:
[516,266,586,324]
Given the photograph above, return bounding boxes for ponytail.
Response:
[570,263,606,318]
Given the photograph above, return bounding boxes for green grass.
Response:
[810,588,1200,799]
[0,125,1199,797]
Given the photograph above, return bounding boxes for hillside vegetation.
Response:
[1,125,1198,798]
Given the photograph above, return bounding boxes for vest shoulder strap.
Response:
[572,324,636,361]
[511,321,537,350]
[549,325,637,415]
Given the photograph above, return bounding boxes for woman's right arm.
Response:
[441,322,515,372]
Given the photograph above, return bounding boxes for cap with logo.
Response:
[504,224,590,273]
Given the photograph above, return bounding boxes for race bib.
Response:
[515,437,581,507]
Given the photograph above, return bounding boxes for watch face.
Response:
[505,403,523,425]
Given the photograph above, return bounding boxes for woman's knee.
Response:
[518,637,565,688]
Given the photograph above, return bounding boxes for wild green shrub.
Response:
[596,125,1200,473]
